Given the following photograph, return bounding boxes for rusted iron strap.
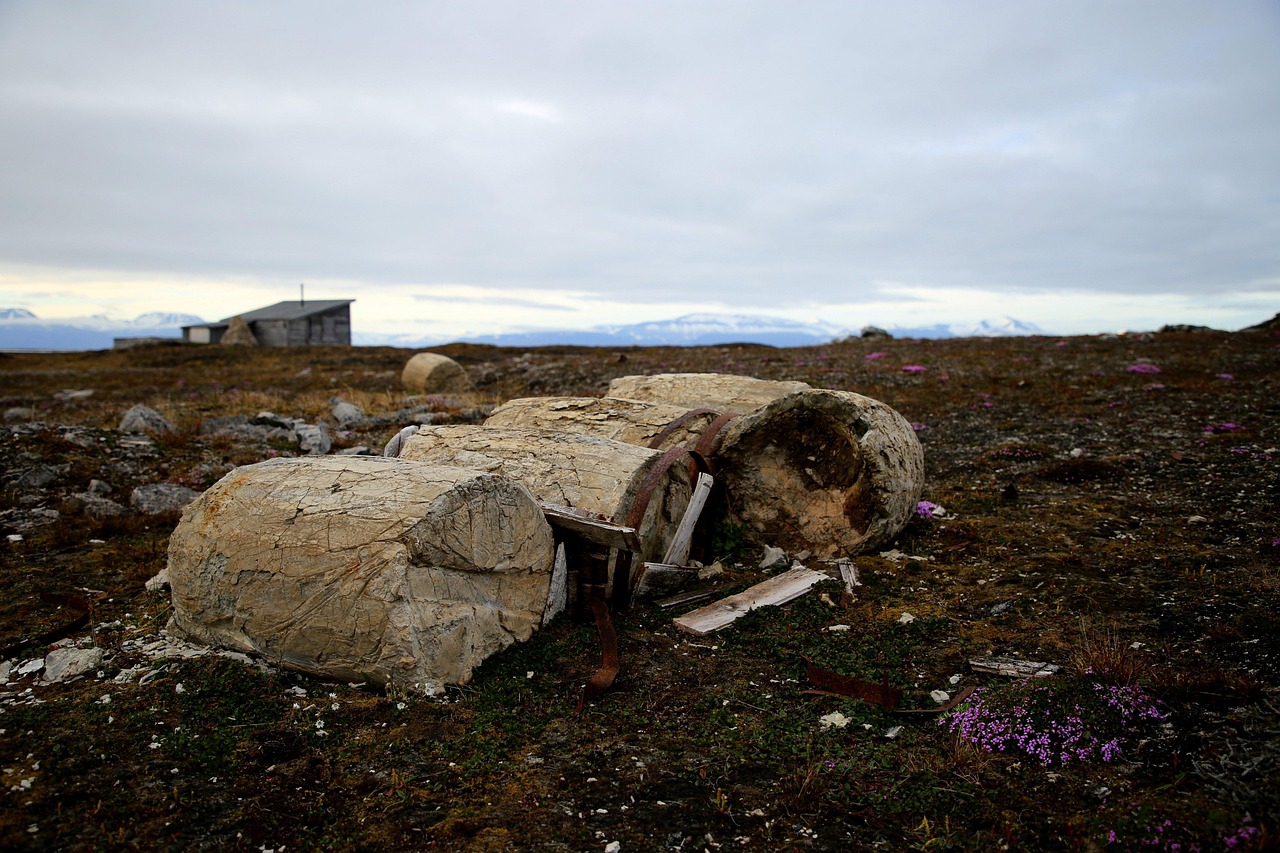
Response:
[647,408,721,450]
[624,446,713,531]
[694,412,738,461]
[575,596,620,713]
[892,686,977,716]
[0,591,93,660]
[802,656,902,710]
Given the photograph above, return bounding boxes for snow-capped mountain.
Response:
[463,313,855,348]
[0,309,205,350]
[952,316,1043,337]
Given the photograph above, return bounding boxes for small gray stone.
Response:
[336,445,372,456]
[54,389,95,401]
[131,483,202,514]
[4,407,34,421]
[330,399,365,427]
[759,545,787,569]
[67,493,130,518]
[118,404,176,436]
[295,423,331,455]
[88,479,113,496]
[13,463,70,489]
[43,647,104,683]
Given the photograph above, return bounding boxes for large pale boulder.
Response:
[607,373,811,414]
[402,353,470,394]
[166,456,555,694]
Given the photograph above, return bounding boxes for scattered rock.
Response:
[861,325,893,339]
[330,399,365,427]
[336,445,372,456]
[198,415,296,444]
[4,407,34,421]
[130,483,202,514]
[118,404,177,436]
[295,423,332,455]
[89,479,113,495]
[43,647,104,683]
[758,545,787,569]
[12,463,70,489]
[145,567,170,592]
[1159,324,1215,333]
[67,492,130,518]
[54,389,95,402]
[402,352,471,394]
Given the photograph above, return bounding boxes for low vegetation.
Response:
[1,328,1277,850]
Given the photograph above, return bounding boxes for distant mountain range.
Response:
[0,310,204,350]
[3,307,1046,351]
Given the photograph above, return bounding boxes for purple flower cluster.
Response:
[941,680,1165,766]
[1204,422,1242,433]
[901,364,927,373]
[915,500,942,519]
[1126,363,1162,374]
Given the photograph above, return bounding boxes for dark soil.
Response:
[1,329,1277,851]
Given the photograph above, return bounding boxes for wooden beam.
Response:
[661,472,714,566]
[673,566,827,635]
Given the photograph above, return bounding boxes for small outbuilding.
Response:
[182,300,354,347]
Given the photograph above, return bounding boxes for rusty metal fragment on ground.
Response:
[802,656,903,710]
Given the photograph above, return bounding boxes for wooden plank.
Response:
[656,587,719,609]
[673,566,827,635]
[633,562,696,599]
[539,503,642,552]
[661,472,714,566]
[968,656,1061,678]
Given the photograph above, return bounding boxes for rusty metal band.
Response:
[694,412,738,461]
[575,595,620,713]
[647,408,721,450]
[624,446,713,531]
[802,656,902,710]
[0,591,93,661]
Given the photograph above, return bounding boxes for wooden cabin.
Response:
[182,300,353,347]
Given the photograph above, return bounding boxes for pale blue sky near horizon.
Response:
[0,1,1277,340]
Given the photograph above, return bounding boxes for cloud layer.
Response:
[0,1,1277,334]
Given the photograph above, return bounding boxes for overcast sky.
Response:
[1,1,1277,338]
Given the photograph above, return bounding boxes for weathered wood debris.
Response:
[487,375,925,556]
[396,425,693,564]
[166,456,555,695]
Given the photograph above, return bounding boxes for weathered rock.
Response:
[43,647,104,683]
[12,463,70,489]
[4,407,34,421]
[607,373,810,414]
[166,456,555,693]
[67,492,130,518]
[296,423,332,455]
[131,483,202,514]
[198,416,297,444]
[118,404,177,436]
[220,315,258,346]
[330,398,365,427]
[88,479,113,496]
[402,353,471,394]
[398,426,692,563]
[861,325,893,339]
[486,396,718,451]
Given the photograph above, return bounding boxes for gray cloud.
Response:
[0,0,1277,316]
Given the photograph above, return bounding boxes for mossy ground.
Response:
[1,330,1277,850]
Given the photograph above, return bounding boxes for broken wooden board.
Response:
[633,562,697,600]
[673,566,827,635]
[968,656,1061,678]
[656,587,720,609]
[539,503,643,553]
